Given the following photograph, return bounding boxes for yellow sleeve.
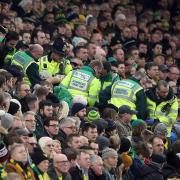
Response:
[64,63,72,75]
[88,78,101,106]
[168,97,178,124]
[60,71,73,88]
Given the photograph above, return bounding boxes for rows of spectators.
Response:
[0,0,179,180]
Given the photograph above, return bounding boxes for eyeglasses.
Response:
[55,161,69,165]
[46,144,54,147]
[65,126,76,130]
[49,124,59,128]
[21,89,31,92]
[25,119,36,123]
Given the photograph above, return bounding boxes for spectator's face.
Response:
[79,136,89,146]
[91,33,103,47]
[41,105,53,117]
[24,114,36,132]
[88,44,96,59]
[84,127,98,141]
[139,44,147,54]
[147,143,153,157]
[11,146,28,163]
[27,137,38,153]
[23,22,34,31]
[45,120,59,136]
[90,143,99,155]
[62,123,76,136]
[44,140,54,157]
[38,160,49,173]
[18,84,31,97]
[130,25,138,39]
[54,154,70,173]
[159,71,168,80]
[122,27,131,39]
[168,81,177,94]
[152,137,164,154]
[168,67,179,81]
[57,25,66,35]
[157,85,169,98]
[115,49,124,62]
[65,24,72,38]
[76,48,88,61]
[131,50,139,60]
[78,152,90,170]
[76,25,87,38]
[68,136,81,149]
[165,57,174,66]
[91,158,103,175]
[22,33,31,44]
[153,44,163,55]
[6,39,18,49]
[76,108,86,118]
[153,55,165,65]
[147,66,159,79]
[118,64,125,76]
[53,140,61,154]
[104,156,118,168]
[36,32,46,45]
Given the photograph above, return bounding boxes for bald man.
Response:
[11,44,44,86]
[47,153,72,179]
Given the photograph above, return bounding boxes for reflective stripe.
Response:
[88,95,97,99]
[111,94,134,103]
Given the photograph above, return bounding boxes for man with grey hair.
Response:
[24,111,36,134]
[88,155,107,179]
[109,70,147,120]
[11,44,44,86]
[56,117,76,149]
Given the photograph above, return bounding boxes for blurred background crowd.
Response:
[0,0,179,179]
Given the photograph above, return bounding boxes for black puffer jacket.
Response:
[140,162,164,180]
[162,164,180,180]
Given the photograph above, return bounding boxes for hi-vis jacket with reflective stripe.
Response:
[11,51,35,85]
[146,95,178,137]
[38,55,72,76]
[109,79,143,119]
[61,66,101,106]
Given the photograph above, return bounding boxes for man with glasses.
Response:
[43,116,59,139]
[48,153,72,180]
[15,83,31,100]
[24,111,37,137]
[57,117,76,149]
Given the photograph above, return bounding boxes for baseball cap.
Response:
[118,105,137,115]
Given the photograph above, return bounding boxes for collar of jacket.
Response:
[146,87,174,103]
[129,76,140,84]
[100,72,112,82]
[80,66,96,75]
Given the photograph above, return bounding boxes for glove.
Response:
[170,132,177,142]
[145,118,154,125]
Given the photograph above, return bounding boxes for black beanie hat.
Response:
[8,101,20,115]
[119,137,131,153]
[46,93,60,106]
[71,103,86,116]
[31,148,48,165]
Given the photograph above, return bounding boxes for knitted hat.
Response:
[15,128,30,136]
[86,110,100,122]
[102,147,118,160]
[0,143,9,163]
[120,152,133,168]
[131,119,146,128]
[5,65,23,77]
[8,101,20,115]
[72,37,87,47]
[119,137,131,153]
[46,93,60,106]
[31,148,48,165]
[96,136,110,151]
[71,103,86,116]
[154,123,168,136]
[1,113,14,130]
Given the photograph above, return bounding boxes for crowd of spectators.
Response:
[0,0,179,179]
